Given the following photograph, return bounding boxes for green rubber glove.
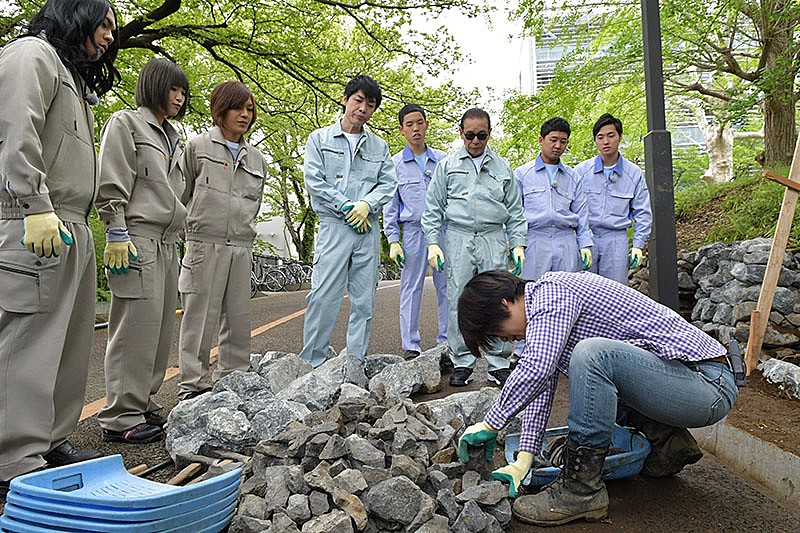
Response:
[629,247,643,269]
[427,244,445,272]
[580,247,592,270]
[509,246,525,276]
[20,212,73,257]
[458,421,498,463]
[389,241,405,269]
[104,240,138,274]
[491,451,534,498]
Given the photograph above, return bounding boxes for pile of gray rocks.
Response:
[166,347,520,532]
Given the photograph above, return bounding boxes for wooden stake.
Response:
[745,134,800,369]
[745,310,761,374]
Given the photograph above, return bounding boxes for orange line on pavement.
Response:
[80,282,399,421]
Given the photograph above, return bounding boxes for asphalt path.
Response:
[7,278,799,530]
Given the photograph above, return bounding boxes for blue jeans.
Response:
[567,338,739,449]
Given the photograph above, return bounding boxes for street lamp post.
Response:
[641,0,679,310]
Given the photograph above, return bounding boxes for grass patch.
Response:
[675,165,800,251]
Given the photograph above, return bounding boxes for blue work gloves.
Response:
[580,247,592,270]
[629,247,643,269]
[491,451,534,498]
[509,246,525,276]
[458,421,499,463]
[104,241,139,274]
[427,244,445,272]
[342,201,371,233]
[21,212,73,257]
[389,242,405,269]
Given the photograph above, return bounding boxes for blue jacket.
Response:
[383,144,446,243]
[573,155,652,249]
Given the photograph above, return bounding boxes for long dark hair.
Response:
[25,0,121,96]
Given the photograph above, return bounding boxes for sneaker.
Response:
[488,368,512,386]
[402,349,421,360]
[102,423,164,444]
[449,367,474,387]
[43,440,103,467]
[144,411,167,428]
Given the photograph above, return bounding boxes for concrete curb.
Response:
[691,423,800,504]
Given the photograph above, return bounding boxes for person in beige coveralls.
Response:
[0,0,120,495]
[95,58,190,444]
[177,81,268,400]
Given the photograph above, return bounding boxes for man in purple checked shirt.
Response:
[455,269,740,526]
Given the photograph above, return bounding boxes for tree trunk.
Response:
[694,106,734,183]
[760,4,797,169]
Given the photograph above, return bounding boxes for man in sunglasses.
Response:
[514,117,593,280]
[421,108,527,387]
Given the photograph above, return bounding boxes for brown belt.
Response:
[706,355,728,364]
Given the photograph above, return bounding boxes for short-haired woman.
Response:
[177,81,268,400]
[0,0,120,489]
[95,58,190,443]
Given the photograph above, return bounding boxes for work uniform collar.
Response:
[333,118,369,139]
[138,106,180,148]
[402,144,440,164]
[534,154,566,173]
[209,126,249,161]
[593,154,624,176]
[456,145,492,161]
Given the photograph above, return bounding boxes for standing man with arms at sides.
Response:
[457,269,739,525]
[421,108,527,387]
[0,0,120,495]
[177,81,268,400]
[299,74,397,368]
[514,117,593,280]
[574,113,652,284]
[383,103,448,360]
[95,58,190,443]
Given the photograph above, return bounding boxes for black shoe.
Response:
[43,440,103,467]
[144,411,167,428]
[449,367,474,387]
[402,349,421,360]
[180,387,212,401]
[440,352,455,372]
[102,423,164,444]
[488,368,512,386]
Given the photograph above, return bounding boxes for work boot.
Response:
[627,411,703,477]
[513,438,609,526]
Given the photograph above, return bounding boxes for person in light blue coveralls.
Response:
[573,113,652,284]
[421,108,527,387]
[514,117,593,280]
[300,75,397,367]
[383,104,448,360]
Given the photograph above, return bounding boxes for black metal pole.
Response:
[641,0,679,310]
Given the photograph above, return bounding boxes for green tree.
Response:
[511,0,799,169]
[2,0,480,265]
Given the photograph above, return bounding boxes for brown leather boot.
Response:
[512,438,609,526]
[627,411,703,477]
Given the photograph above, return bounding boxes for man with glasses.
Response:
[421,108,527,387]
[515,117,593,280]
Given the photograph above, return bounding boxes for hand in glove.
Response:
[353,219,372,234]
[491,451,534,498]
[427,244,445,272]
[21,212,73,257]
[509,246,525,276]
[104,240,139,274]
[343,200,370,228]
[458,421,498,463]
[580,247,592,270]
[629,247,643,269]
[389,241,405,269]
